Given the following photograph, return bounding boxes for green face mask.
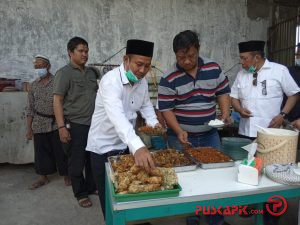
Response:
[125,70,139,83]
[248,65,256,73]
[247,56,258,73]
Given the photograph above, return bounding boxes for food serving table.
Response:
[105,163,300,225]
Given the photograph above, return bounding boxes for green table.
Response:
[105,164,300,225]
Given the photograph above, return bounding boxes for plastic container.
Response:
[112,184,182,202]
[221,137,253,160]
[138,132,152,148]
[151,135,166,150]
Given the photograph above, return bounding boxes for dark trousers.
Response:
[90,149,129,218]
[33,130,68,176]
[238,134,256,141]
[64,123,96,200]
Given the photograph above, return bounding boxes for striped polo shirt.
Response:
[158,57,230,135]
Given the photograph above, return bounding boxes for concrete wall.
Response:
[0,92,34,164]
[0,0,271,83]
[0,1,272,163]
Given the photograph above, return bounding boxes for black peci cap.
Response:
[126,39,154,57]
[238,40,265,53]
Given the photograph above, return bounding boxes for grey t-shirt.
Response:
[53,62,100,125]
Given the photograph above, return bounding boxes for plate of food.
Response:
[208,119,225,128]
[184,147,234,169]
[138,125,166,136]
[108,154,181,201]
[151,149,197,172]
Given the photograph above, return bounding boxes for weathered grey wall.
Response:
[0,0,271,163]
[0,0,271,82]
[0,92,34,164]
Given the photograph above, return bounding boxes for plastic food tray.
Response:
[151,150,197,173]
[185,149,235,169]
[107,156,182,202]
[107,155,127,182]
[112,184,182,202]
[198,161,235,169]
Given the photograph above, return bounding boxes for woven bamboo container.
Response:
[256,128,298,166]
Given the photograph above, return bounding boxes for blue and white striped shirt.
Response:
[158,57,230,135]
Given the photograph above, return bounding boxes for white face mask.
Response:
[295,58,300,67]
[35,68,48,78]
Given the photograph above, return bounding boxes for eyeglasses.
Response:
[252,72,258,86]
[261,80,267,95]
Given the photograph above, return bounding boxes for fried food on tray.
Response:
[120,154,134,163]
[147,176,163,184]
[138,126,166,135]
[117,176,131,192]
[152,149,193,167]
[136,170,149,183]
[111,155,135,173]
[128,183,145,193]
[143,184,161,192]
[130,164,142,174]
[128,183,161,193]
[159,167,178,190]
[115,169,156,193]
[112,156,178,193]
[149,168,164,177]
[185,147,232,163]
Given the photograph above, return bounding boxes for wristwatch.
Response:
[279,111,287,118]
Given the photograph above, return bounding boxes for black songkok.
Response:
[238,40,265,53]
[126,39,154,57]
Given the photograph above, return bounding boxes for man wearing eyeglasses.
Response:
[230,40,300,139]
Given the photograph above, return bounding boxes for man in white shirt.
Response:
[86,39,160,220]
[231,40,299,138]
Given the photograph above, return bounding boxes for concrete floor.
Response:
[0,163,299,225]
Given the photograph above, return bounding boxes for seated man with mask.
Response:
[86,39,161,222]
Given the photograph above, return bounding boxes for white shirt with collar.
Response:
[230,59,300,137]
[86,63,158,155]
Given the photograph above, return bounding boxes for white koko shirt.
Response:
[86,63,158,155]
[230,59,300,137]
